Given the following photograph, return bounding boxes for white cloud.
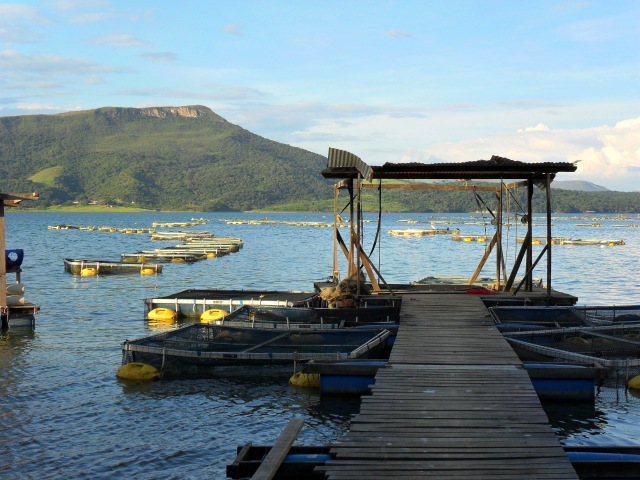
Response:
[521,123,551,132]
[223,24,242,36]
[16,102,61,111]
[0,4,48,23]
[141,51,178,63]
[91,34,150,48]
[401,117,640,191]
[384,30,412,39]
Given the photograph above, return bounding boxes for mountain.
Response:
[0,105,333,211]
[552,180,609,192]
[2,105,640,213]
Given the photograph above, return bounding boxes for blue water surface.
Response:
[2,211,640,479]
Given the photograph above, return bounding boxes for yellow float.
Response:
[628,375,640,389]
[147,308,177,321]
[289,371,320,388]
[140,268,156,275]
[116,362,161,381]
[171,257,186,263]
[80,267,97,276]
[200,309,228,323]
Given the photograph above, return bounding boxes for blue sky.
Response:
[1,1,639,190]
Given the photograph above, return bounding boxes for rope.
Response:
[368,180,382,258]
[473,189,489,248]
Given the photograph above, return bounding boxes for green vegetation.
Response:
[2,105,639,213]
[28,165,64,187]
[1,105,332,211]
[42,205,155,212]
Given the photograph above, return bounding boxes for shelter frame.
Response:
[321,149,577,303]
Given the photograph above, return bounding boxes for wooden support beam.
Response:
[505,230,532,291]
[332,184,340,279]
[353,237,384,293]
[358,182,500,192]
[526,180,534,291]
[335,230,350,262]
[514,245,548,295]
[546,173,553,304]
[250,418,304,480]
[0,192,39,202]
[469,233,498,285]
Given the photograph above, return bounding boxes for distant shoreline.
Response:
[10,206,158,213]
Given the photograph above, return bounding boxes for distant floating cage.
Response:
[48,224,156,234]
[389,227,458,237]
[451,234,487,242]
[559,239,625,246]
[516,237,570,245]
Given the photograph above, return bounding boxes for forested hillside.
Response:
[1,105,639,213]
[0,105,333,210]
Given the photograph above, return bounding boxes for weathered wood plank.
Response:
[250,418,303,480]
[324,293,578,479]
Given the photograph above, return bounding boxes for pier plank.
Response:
[322,293,579,479]
[251,418,303,480]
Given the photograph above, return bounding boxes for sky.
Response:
[1,1,639,191]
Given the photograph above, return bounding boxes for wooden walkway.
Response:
[319,293,579,479]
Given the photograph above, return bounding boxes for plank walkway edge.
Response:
[321,293,579,480]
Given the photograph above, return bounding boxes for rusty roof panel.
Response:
[322,152,577,180]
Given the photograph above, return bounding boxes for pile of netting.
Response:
[571,305,640,326]
[319,272,371,308]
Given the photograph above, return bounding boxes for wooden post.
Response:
[495,189,503,290]
[0,200,6,319]
[546,173,552,304]
[332,184,339,281]
[0,192,39,325]
[356,175,362,293]
[504,230,531,291]
[526,180,534,291]
[347,179,355,277]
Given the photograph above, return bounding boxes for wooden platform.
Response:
[319,293,579,479]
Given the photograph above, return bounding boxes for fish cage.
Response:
[491,304,640,329]
[503,321,640,386]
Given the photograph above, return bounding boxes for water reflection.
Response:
[4,211,640,478]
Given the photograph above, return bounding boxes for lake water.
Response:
[2,211,640,479]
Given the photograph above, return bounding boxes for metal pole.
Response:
[526,180,533,291]
[546,173,552,304]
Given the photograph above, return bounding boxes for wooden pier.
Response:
[319,293,579,479]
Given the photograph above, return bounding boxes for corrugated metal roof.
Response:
[322,153,577,181]
[326,148,373,180]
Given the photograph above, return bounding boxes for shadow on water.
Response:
[544,383,640,446]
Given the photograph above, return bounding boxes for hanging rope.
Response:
[473,189,489,241]
[368,180,383,258]
[505,184,525,215]
[504,181,510,261]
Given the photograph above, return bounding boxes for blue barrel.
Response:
[5,249,24,269]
